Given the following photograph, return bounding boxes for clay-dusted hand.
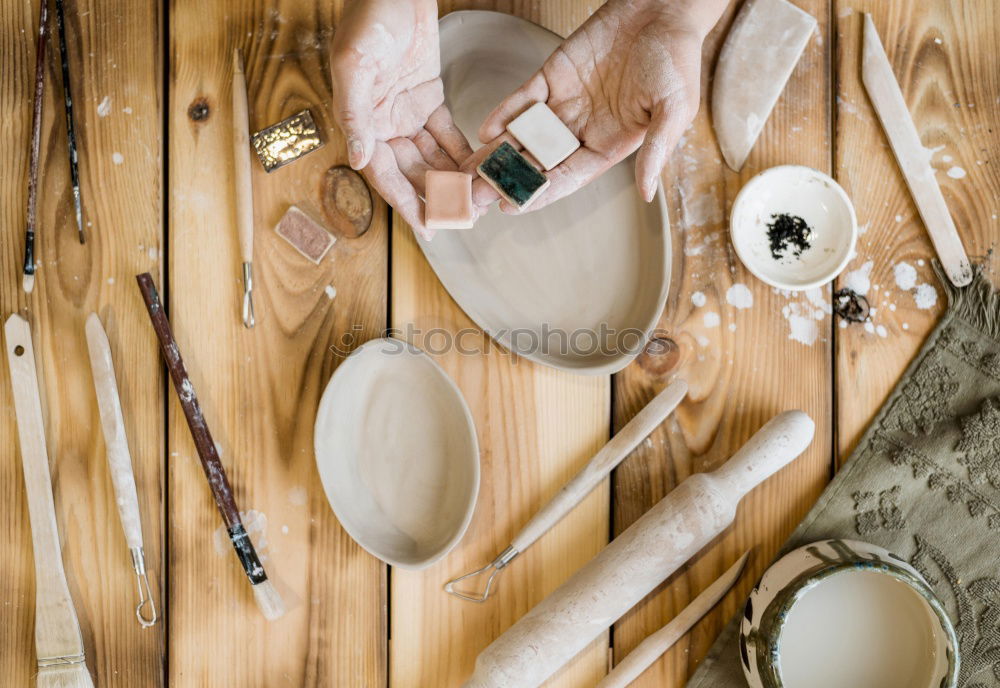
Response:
[474,0,727,212]
[330,0,474,238]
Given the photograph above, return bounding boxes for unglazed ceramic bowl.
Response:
[740,539,958,688]
[313,339,480,569]
[730,165,857,291]
[423,11,671,375]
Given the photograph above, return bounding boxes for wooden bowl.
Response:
[313,339,480,569]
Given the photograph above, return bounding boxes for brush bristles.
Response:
[23,272,35,293]
[36,664,95,688]
[253,579,287,621]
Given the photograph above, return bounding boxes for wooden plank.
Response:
[835,0,1000,461]
[168,1,387,684]
[0,0,164,685]
[610,1,834,685]
[387,3,610,687]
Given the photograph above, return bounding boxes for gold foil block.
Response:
[251,109,324,172]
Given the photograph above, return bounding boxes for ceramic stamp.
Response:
[251,109,324,172]
[275,205,336,264]
[463,411,815,688]
[505,102,580,171]
[476,142,549,209]
[321,166,373,238]
[425,170,475,231]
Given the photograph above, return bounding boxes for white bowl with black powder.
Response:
[730,165,857,291]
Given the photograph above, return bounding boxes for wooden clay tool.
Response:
[862,14,972,287]
[53,0,84,244]
[5,315,95,688]
[712,0,816,171]
[22,0,49,293]
[232,49,256,328]
[595,551,750,688]
[445,379,688,602]
[462,411,815,688]
[84,313,157,627]
[135,273,285,620]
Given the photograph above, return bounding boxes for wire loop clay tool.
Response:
[445,379,688,602]
[85,313,157,627]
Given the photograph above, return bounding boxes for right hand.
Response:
[330,0,474,238]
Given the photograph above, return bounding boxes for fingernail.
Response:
[348,137,364,168]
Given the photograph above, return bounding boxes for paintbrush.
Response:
[5,314,95,688]
[232,49,255,328]
[23,0,50,294]
[53,0,84,244]
[135,273,285,620]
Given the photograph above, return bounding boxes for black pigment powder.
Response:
[767,213,813,260]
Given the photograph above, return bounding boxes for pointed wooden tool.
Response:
[595,551,750,688]
[861,14,972,287]
[712,0,816,171]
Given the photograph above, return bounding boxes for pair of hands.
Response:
[330,0,726,239]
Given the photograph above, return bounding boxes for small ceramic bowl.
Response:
[313,338,480,569]
[740,539,959,688]
[730,165,857,291]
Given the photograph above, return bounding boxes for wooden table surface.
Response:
[1,0,997,686]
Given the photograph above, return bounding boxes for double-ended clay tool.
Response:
[84,313,157,627]
[22,0,49,294]
[232,49,255,328]
[862,14,972,287]
[445,379,688,602]
[596,551,750,688]
[5,315,95,688]
[136,273,285,620]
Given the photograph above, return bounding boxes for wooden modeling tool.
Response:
[22,0,49,293]
[595,551,750,688]
[53,0,84,244]
[862,14,972,287]
[5,315,95,688]
[135,273,285,620]
[462,411,815,688]
[445,379,688,602]
[232,49,256,328]
[84,313,157,627]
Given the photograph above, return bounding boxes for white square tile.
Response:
[506,102,580,171]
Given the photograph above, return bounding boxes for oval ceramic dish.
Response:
[740,539,959,688]
[313,339,480,569]
[424,11,671,375]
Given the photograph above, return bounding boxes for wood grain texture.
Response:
[168,0,387,685]
[835,0,1000,461]
[1,0,165,685]
[610,1,834,685]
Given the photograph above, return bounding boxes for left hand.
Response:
[474,0,726,212]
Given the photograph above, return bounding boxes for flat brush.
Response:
[5,314,95,688]
[53,0,84,244]
[23,0,50,294]
[135,273,285,620]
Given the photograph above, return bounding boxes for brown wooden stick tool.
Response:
[135,273,285,620]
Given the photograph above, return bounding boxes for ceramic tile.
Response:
[275,205,335,263]
[425,171,475,230]
[506,102,580,171]
[476,142,549,208]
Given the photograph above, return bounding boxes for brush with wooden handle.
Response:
[5,314,95,688]
[22,0,49,294]
[445,379,688,602]
[135,273,284,620]
[233,49,256,328]
[463,411,815,688]
[84,313,157,627]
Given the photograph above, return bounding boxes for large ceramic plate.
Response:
[419,11,671,376]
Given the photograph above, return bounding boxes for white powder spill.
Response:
[843,261,873,295]
[903,323,910,330]
[112,152,124,165]
[895,214,903,223]
[728,323,737,332]
[107,277,115,285]
[934,37,942,44]
[857,223,869,236]
[947,166,967,179]
[864,322,875,334]
[726,283,753,309]
[893,262,917,290]
[147,246,158,261]
[805,287,832,315]
[914,283,938,309]
[325,285,337,299]
[942,154,953,163]
[97,95,112,117]
[281,525,289,535]
[122,106,133,114]
[703,311,720,328]
[876,325,888,338]
[691,291,707,308]
[696,335,710,348]
[287,486,308,506]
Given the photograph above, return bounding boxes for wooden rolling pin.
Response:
[463,411,815,688]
